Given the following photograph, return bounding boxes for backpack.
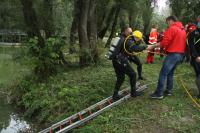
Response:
[105,37,121,60]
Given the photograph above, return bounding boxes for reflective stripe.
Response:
[195,38,200,45]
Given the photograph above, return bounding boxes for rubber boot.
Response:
[112,91,122,101]
[196,76,200,99]
[130,89,143,97]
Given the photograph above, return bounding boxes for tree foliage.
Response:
[169,0,200,23]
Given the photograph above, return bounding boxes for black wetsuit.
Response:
[188,28,200,97]
[112,34,147,99]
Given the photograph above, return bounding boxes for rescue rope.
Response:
[123,35,200,109]
[177,76,200,110]
[123,35,166,56]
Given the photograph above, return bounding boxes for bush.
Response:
[27,37,65,80]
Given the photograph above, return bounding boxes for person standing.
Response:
[146,25,159,64]
[185,21,197,62]
[148,16,186,99]
[111,27,148,101]
[188,16,200,99]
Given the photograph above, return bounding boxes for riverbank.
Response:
[0,47,33,132]
[1,46,200,132]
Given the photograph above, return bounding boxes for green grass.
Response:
[72,55,200,133]
[1,47,200,132]
[0,47,24,86]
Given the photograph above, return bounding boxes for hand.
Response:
[147,45,155,50]
[196,57,200,63]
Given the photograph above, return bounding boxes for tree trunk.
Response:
[20,0,44,48]
[43,0,54,38]
[142,0,153,35]
[105,5,120,47]
[98,5,116,39]
[88,0,99,63]
[78,0,90,67]
[69,0,79,54]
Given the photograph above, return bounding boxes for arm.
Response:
[160,28,174,49]
[188,32,198,58]
[129,44,147,52]
[188,31,200,62]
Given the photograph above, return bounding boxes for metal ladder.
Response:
[39,83,147,133]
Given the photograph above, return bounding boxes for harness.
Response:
[123,35,144,56]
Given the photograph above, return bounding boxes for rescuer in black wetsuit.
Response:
[112,27,148,101]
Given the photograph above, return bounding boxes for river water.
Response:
[0,94,32,133]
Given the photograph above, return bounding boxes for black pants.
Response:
[184,45,190,62]
[112,60,137,96]
[191,58,200,77]
[129,56,142,78]
[191,58,200,95]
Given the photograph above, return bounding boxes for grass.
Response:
[72,55,200,133]
[1,47,200,132]
[0,47,25,87]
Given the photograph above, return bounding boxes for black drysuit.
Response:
[112,34,147,98]
[188,28,200,97]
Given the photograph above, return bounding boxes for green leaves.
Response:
[27,37,65,80]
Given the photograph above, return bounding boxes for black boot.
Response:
[131,89,143,97]
[138,76,145,80]
[112,91,122,101]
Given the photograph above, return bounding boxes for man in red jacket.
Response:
[148,16,186,99]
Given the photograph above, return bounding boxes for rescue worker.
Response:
[188,16,200,99]
[146,25,159,64]
[185,21,197,62]
[112,27,148,101]
[148,16,186,99]
[129,30,146,80]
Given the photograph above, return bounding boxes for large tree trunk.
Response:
[69,0,79,54]
[78,0,90,67]
[142,0,153,34]
[43,0,54,38]
[20,0,44,48]
[105,5,120,47]
[98,5,116,39]
[88,0,99,63]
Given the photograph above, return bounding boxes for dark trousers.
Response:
[191,58,200,95]
[191,58,200,77]
[129,56,142,78]
[184,45,190,62]
[112,60,137,96]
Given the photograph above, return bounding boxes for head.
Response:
[166,15,178,26]
[124,27,133,37]
[133,30,143,42]
[197,15,200,28]
[152,24,158,29]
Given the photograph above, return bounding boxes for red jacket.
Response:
[161,22,186,53]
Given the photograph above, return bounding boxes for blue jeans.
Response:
[155,53,184,96]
